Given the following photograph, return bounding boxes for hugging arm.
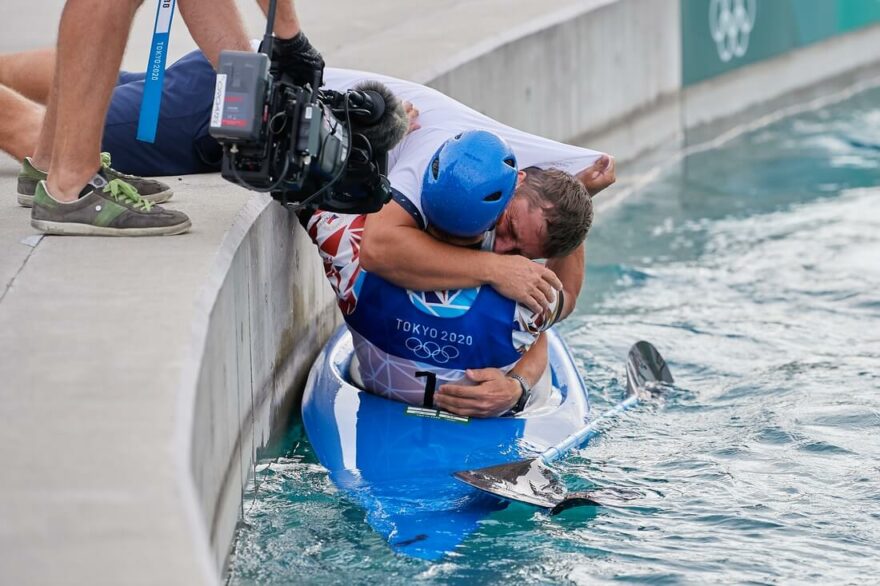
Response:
[546,243,585,320]
[360,202,564,315]
[541,156,609,318]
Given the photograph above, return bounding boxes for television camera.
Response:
[208,1,407,214]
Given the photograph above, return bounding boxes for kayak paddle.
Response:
[453,341,673,512]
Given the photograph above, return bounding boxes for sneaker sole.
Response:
[31,217,191,237]
[18,188,174,208]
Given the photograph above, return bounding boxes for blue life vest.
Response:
[344,271,522,370]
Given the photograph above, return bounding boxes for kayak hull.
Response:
[301,325,590,559]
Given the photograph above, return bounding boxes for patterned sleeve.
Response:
[306,211,367,315]
[511,288,565,352]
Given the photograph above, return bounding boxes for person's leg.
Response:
[0,49,55,105]
[44,0,143,202]
[177,0,252,67]
[29,0,190,236]
[0,85,42,161]
[29,65,58,173]
[0,49,53,161]
[14,57,174,207]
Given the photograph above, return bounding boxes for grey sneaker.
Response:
[17,153,173,207]
[30,174,191,237]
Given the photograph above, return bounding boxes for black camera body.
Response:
[209,50,394,214]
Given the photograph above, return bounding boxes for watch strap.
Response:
[508,373,531,413]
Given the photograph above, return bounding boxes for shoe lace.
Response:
[102,178,154,211]
[100,152,137,180]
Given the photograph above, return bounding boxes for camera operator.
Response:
[24,0,321,237]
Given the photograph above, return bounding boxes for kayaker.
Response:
[318,72,608,417]
[308,130,566,417]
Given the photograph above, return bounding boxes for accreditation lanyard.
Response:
[136,0,176,143]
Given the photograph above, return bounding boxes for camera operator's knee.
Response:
[72,0,144,10]
[0,84,42,160]
[108,0,144,12]
[68,0,143,15]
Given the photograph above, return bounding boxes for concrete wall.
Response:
[179,198,339,576]
[426,0,880,161]
[428,0,682,148]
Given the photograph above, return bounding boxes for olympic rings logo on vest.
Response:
[405,337,461,364]
[708,0,757,63]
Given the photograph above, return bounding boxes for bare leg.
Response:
[256,0,302,39]
[0,49,55,105]
[30,72,58,173]
[178,0,251,67]
[44,0,143,202]
[0,85,43,161]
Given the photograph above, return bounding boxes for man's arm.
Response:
[434,333,548,418]
[255,0,301,38]
[545,243,584,320]
[543,155,608,318]
[255,0,324,87]
[360,201,563,314]
[178,0,252,67]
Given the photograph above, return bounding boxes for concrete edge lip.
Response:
[174,194,273,586]
[411,0,618,84]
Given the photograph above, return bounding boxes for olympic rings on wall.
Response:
[708,0,758,62]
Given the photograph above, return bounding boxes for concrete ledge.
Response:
[0,167,337,585]
[177,197,338,576]
[0,170,251,585]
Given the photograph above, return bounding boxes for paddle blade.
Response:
[454,340,675,510]
[453,458,565,509]
[626,340,673,396]
[549,487,645,515]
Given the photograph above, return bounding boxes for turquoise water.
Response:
[228,86,880,584]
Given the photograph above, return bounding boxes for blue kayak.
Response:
[301,325,591,560]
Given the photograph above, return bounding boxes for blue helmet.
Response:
[422,130,518,238]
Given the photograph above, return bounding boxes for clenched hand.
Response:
[579,154,616,196]
[403,101,421,134]
[434,368,522,418]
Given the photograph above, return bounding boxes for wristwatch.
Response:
[508,373,532,414]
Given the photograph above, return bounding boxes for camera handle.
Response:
[260,0,278,60]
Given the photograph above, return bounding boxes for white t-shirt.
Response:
[322,68,602,221]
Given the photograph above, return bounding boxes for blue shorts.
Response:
[103,50,221,176]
